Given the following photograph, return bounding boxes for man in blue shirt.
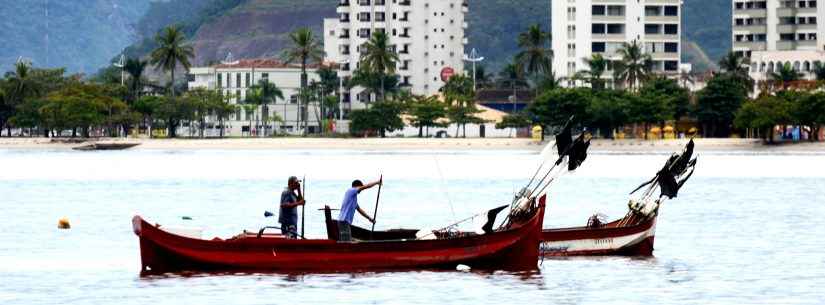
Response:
[279,176,305,238]
[337,179,381,241]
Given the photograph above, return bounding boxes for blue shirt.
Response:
[279,188,298,226]
[338,187,360,224]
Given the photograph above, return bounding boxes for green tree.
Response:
[695,74,749,137]
[496,113,532,130]
[282,28,324,135]
[785,91,825,142]
[244,80,284,137]
[613,41,653,91]
[408,95,447,137]
[150,25,195,138]
[718,51,754,92]
[814,62,825,81]
[133,95,165,138]
[634,77,682,139]
[359,31,399,102]
[150,25,194,98]
[575,54,608,90]
[124,58,148,102]
[770,63,801,91]
[443,74,485,137]
[349,101,405,137]
[514,24,553,92]
[528,87,592,140]
[735,95,792,143]
[586,89,629,139]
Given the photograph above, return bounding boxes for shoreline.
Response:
[2,137,825,153]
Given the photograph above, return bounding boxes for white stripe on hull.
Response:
[540,220,656,255]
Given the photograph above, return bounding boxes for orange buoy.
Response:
[58,217,71,229]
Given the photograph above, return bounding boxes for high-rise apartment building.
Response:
[732,1,825,83]
[551,0,683,87]
[732,0,824,57]
[324,0,468,104]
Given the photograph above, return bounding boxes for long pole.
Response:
[370,175,383,237]
[301,175,306,238]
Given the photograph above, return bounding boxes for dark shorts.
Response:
[338,222,352,242]
[281,223,297,239]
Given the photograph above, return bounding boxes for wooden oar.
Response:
[370,175,383,238]
[301,175,306,238]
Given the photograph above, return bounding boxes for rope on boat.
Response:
[432,154,458,224]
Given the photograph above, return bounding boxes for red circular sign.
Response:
[440,67,455,82]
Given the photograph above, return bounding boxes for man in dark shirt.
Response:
[279,176,305,238]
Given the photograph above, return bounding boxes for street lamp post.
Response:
[113,54,125,87]
[463,48,485,91]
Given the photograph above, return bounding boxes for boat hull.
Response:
[540,215,656,257]
[133,199,545,275]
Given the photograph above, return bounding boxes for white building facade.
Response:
[732,0,825,58]
[732,1,825,84]
[323,0,468,104]
[187,59,328,136]
[552,0,683,87]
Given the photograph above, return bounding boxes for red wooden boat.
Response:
[540,210,657,256]
[132,196,545,275]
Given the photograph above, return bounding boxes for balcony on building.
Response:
[338,0,350,7]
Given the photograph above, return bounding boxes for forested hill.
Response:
[1,0,731,75]
[0,0,149,74]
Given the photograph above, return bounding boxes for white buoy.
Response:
[456,264,471,272]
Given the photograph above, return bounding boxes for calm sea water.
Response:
[1,148,824,305]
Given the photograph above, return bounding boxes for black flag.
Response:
[555,119,573,163]
[482,205,509,234]
[567,134,591,171]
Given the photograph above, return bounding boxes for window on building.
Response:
[645,6,660,16]
[592,5,605,15]
[664,24,678,35]
[645,24,660,34]
[664,6,678,16]
[245,73,250,87]
[606,24,624,34]
[592,42,606,53]
[664,61,679,71]
[606,5,624,16]
[665,42,679,53]
[217,74,223,88]
[592,23,606,34]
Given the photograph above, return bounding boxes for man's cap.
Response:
[288,176,300,183]
[352,180,363,187]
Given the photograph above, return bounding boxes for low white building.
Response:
[748,50,825,82]
[187,59,342,136]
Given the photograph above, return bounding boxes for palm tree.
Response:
[473,65,493,89]
[359,31,399,103]
[4,62,41,137]
[771,63,801,90]
[575,54,608,89]
[282,28,324,135]
[679,69,695,89]
[614,41,653,90]
[718,51,750,78]
[514,24,553,92]
[245,80,284,137]
[813,61,825,81]
[124,58,148,102]
[149,25,195,98]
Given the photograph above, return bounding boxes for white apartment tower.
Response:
[732,0,825,57]
[552,0,683,87]
[324,0,468,103]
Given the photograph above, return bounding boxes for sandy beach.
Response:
[2,137,825,153]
